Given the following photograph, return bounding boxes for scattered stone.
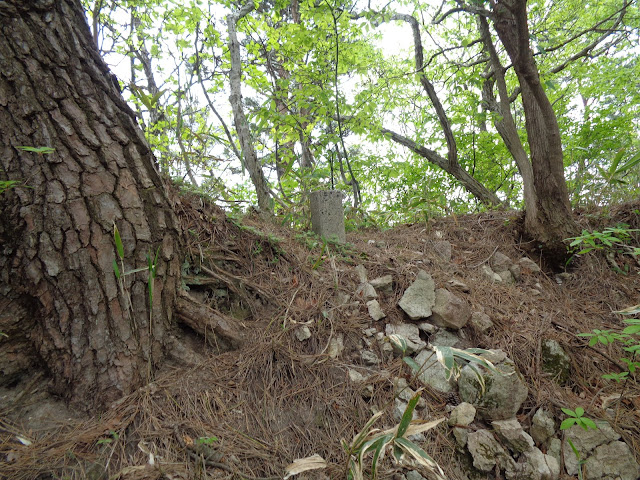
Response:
[516,447,560,480]
[519,257,541,273]
[509,263,522,282]
[295,326,312,341]
[356,282,377,301]
[541,339,571,384]
[370,274,393,295]
[453,427,469,448]
[530,409,555,445]
[547,438,562,466]
[433,240,452,262]
[414,350,455,393]
[554,272,572,284]
[348,369,368,383]
[385,323,427,355]
[362,327,377,337]
[562,420,621,476]
[490,251,514,272]
[417,321,437,334]
[393,398,418,422]
[497,270,515,284]
[477,348,507,364]
[327,333,344,358]
[394,378,426,409]
[470,312,493,333]
[334,292,352,305]
[449,402,476,426]
[481,265,502,282]
[467,429,514,473]
[430,288,471,330]
[430,329,460,347]
[361,350,381,366]
[583,441,639,480]
[406,471,427,480]
[458,356,528,420]
[492,418,535,453]
[366,300,386,321]
[447,278,471,293]
[398,270,436,320]
[355,264,368,283]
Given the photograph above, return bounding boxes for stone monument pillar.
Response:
[309,190,346,243]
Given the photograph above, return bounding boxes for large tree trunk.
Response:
[492,0,577,257]
[0,0,182,408]
[228,1,273,213]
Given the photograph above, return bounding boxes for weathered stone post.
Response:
[309,190,346,243]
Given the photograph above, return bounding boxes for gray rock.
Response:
[458,357,528,420]
[328,333,344,358]
[394,377,426,409]
[583,441,640,480]
[361,350,381,366]
[530,409,555,445]
[447,278,471,292]
[431,329,460,347]
[467,429,515,473]
[478,349,507,364]
[370,274,393,295]
[385,323,427,355]
[449,402,476,426]
[348,369,368,383]
[414,350,455,393]
[399,270,436,320]
[362,327,377,337]
[470,312,493,333]
[514,448,560,480]
[492,418,535,453]
[356,282,378,301]
[481,265,502,282]
[433,240,452,262]
[541,339,571,384]
[563,420,620,475]
[355,264,368,283]
[417,321,437,334]
[430,288,471,330]
[497,270,515,284]
[453,427,469,447]
[366,300,386,321]
[547,438,562,466]
[519,257,541,273]
[509,263,522,282]
[490,251,514,272]
[295,326,312,341]
[406,471,427,480]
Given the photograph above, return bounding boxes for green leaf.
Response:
[16,146,55,154]
[396,391,421,439]
[574,407,584,417]
[113,260,121,279]
[561,407,575,416]
[560,418,577,430]
[113,224,124,259]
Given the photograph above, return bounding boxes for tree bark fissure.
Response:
[0,0,181,408]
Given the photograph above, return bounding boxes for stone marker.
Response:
[309,190,345,243]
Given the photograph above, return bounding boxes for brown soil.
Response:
[1,196,639,480]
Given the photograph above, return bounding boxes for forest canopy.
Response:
[85,0,640,225]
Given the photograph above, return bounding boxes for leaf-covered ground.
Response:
[1,195,639,480]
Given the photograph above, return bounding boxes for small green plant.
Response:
[559,407,597,480]
[16,145,55,155]
[560,407,597,431]
[577,308,640,383]
[96,430,119,446]
[342,391,446,480]
[0,180,20,195]
[196,436,218,446]
[567,224,640,257]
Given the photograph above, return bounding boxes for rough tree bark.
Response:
[491,0,578,256]
[0,0,182,408]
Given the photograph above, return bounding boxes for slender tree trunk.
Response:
[0,0,182,409]
[228,1,273,213]
[492,0,577,256]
